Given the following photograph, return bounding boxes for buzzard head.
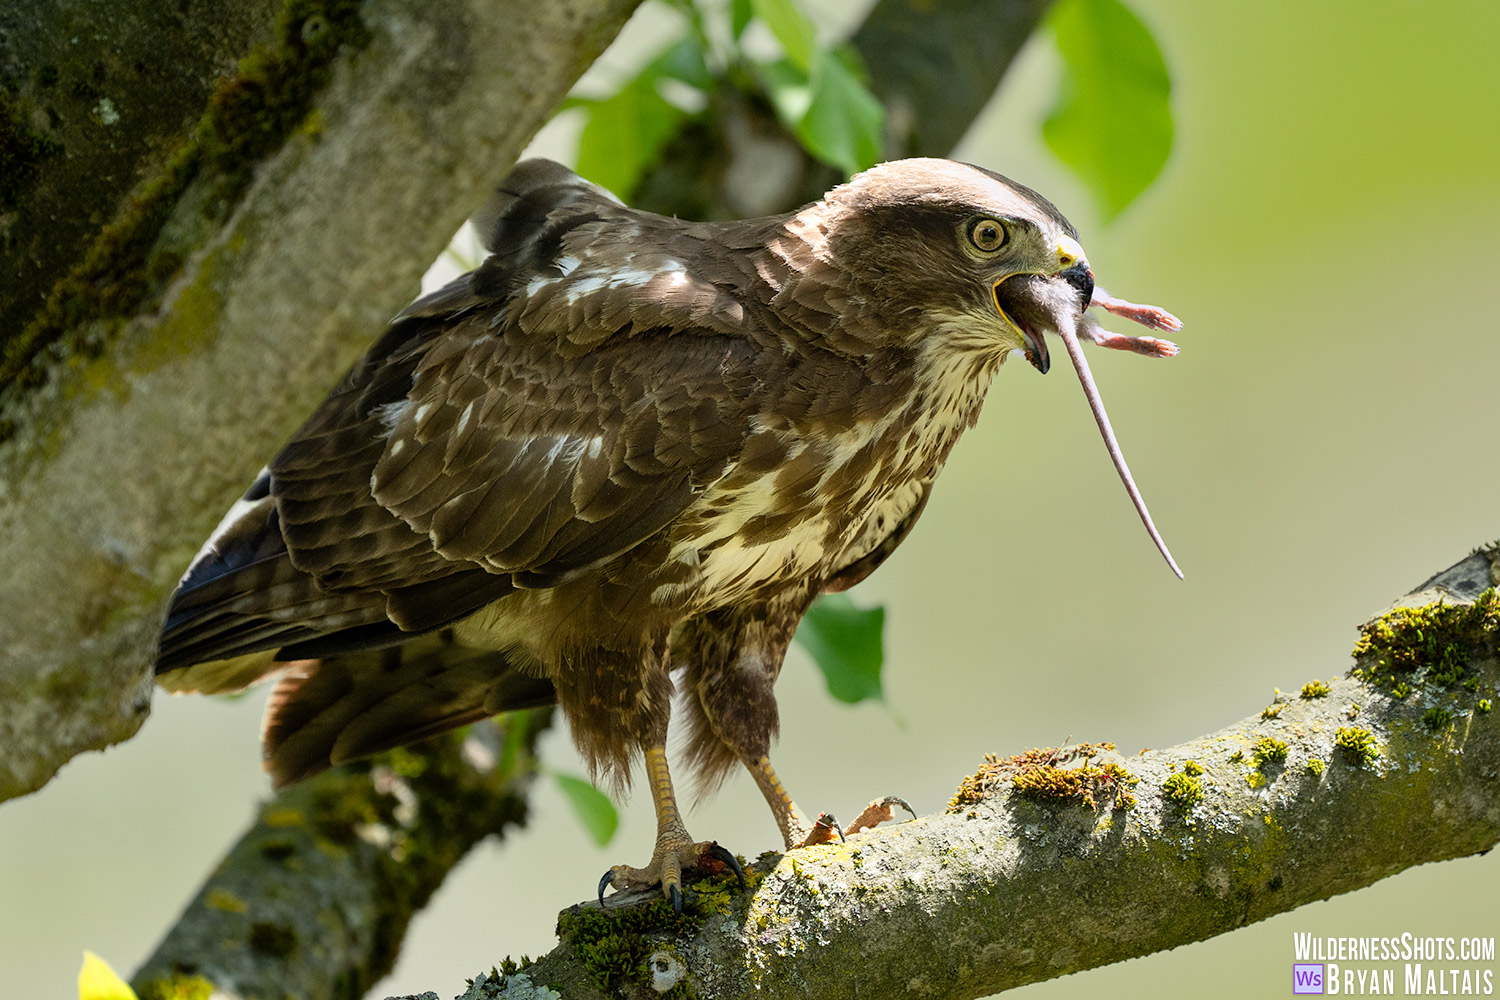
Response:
[809,158,1097,375]
[804,158,1184,576]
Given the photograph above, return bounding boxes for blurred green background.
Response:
[4,0,1498,996]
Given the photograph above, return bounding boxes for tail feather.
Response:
[262,632,555,787]
[156,477,392,675]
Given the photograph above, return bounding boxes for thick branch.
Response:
[0,0,281,347]
[131,710,552,1000]
[394,547,1500,1000]
[0,0,641,801]
[852,0,1053,159]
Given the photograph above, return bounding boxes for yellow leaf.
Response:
[78,951,138,1000]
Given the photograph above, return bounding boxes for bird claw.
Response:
[704,842,748,893]
[598,840,747,911]
[597,869,615,909]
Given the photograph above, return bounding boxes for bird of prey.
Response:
[155,157,1182,908]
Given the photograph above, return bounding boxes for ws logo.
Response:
[1294,963,1326,994]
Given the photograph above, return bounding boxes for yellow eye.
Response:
[967,217,1007,253]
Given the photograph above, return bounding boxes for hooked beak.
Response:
[1023,328,1050,375]
[991,282,1052,374]
[993,233,1186,579]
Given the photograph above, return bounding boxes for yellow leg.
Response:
[644,746,682,833]
[746,754,825,849]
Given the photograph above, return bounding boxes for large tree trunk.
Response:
[0,0,642,802]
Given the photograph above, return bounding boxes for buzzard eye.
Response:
[967,218,1007,253]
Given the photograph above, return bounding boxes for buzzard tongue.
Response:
[1055,308,1184,579]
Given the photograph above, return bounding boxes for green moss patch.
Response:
[1300,680,1331,699]
[557,895,704,992]
[0,86,61,211]
[1352,591,1500,696]
[1335,726,1380,768]
[3,0,373,426]
[1422,707,1452,731]
[1251,737,1288,770]
[949,743,1138,813]
[135,975,216,1000]
[1162,771,1204,809]
[494,956,535,978]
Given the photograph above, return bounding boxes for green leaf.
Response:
[553,772,619,847]
[751,0,817,72]
[574,66,690,199]
[730,0,754,40]
[795,47,884,176]
[78,952,137,1000]
[497,709,531,777]
[1043,0,1173,220]
[795,593,885,705]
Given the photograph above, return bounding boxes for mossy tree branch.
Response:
[385,546,1500,1000]
[131,710,553,1000]
[0,0,282,353]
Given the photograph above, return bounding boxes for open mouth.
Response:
[993,270,1089,374]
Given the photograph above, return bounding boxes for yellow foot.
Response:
[795,796,916,847]
[598,841,745,913]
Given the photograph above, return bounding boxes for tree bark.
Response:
[0,0,642,802]
[385,546,1500,1000]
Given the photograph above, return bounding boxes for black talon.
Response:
[597,870,615,909]
[814,812,845,843]
[669,882,683,915]
[887,796,917,821]
[706,842,747,893]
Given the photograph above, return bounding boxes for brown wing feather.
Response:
[160,160,777,674]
